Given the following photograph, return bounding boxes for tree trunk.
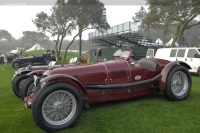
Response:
[171,24,181,47]
[55,35,60,60]
[162,28,167,47]
[79,29,82,61]
[58,35,64,61]
[171,14,197,47]
[63,33,79,61]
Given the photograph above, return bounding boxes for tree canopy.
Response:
[21,31,49,47]
[33,0,76,60]
[67,0,110,58]
[0,30,12,42]
[33,0,110,61]
[141,0,200,47]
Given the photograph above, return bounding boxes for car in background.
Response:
[0,53,20,63]
[146,48,200,75]
[12,53,56,68]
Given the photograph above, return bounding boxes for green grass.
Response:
[0,60,200,133]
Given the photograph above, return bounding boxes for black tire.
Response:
[21,76,34,100]
[31,82,83,132]
[198,68,200,77]
[12,74,29,98]
[164,65,192,101]
[12,62,20,68]
[45,59,51,65]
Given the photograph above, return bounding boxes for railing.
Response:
[89,21,139,39]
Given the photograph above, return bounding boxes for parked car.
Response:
[146,48,200,75]
[0,53,20,63]
[12,53,56,68]
[23,51,192,132]
[12,61,78,98]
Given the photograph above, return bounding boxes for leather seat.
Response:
[138,58,158,71]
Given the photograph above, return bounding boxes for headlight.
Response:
[12,73,17,80]
[40,82,47,88]
[33,75,40,86]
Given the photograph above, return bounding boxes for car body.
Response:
[23,51,192,132]
[0,53,20,63]
[12,53,56,68]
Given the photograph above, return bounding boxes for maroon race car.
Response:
[24,51,192,132]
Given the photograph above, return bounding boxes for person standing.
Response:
[93,50,97,61]
[52,49,55,55]
[19,48,23,57]
[96,47,102,61]
[2,53,7,70]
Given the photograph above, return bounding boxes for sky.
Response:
[0,1,146,40]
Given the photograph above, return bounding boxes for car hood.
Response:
[43,60,132,78]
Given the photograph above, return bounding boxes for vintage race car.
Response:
[12,53,56,68]
[22,51,192,132]
[0,53,20,63]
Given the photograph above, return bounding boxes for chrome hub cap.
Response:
[14,63,19,68]
[42,90,77,125]
[171,71,188,96]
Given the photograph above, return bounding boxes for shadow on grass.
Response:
[86,92,166,110]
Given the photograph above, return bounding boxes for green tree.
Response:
[65,0,110,60]
[33,0,76,60]
[142,0,200,47]
[134,6,147,25]
[0,30,12,42]
[21,31,49,46]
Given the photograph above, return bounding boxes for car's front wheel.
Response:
[198,67,200,77]
[164,65,192,101]
[31,82,83,132]
[21,76,35,100]
[12,74,29,98]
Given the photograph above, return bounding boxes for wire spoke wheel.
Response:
[45,60,51,65]
[171,71,188,96]
[164,65,191,101]
[42,90,77,126]
[13,62,20,68]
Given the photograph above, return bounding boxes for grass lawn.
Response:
[0,57,200,133]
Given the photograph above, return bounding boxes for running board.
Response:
[85,74,160,89]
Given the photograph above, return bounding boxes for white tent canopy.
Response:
[10,47,19,54]
[165,38,179,47]
[26,43,45,52]
[155,38,163,46]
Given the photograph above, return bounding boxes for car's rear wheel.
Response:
[12,74,29,98]
[32,82,83,132]
[164,65,192,101]
[21,76,34,100]
[12,62,20,68]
